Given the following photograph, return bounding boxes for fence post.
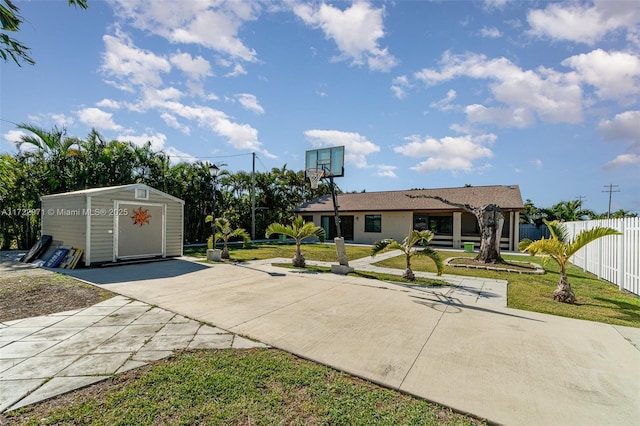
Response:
[580,222,588,272]
[618,219,625,291]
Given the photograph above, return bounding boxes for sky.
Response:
[1,0,639,215]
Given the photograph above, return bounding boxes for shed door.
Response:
[115,202,165,259]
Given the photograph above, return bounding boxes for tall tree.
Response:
[542,200,595,222]
[407,194,505,263]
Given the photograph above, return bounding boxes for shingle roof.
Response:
[294,185,524,213]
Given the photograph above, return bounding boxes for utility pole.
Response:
[576,195,586,205]
[602,184,620,219]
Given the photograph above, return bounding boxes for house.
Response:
[40,184,184,266]
[294,185,524,251]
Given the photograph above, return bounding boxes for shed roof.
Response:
[40,183,184,204]
[294,185,524,213]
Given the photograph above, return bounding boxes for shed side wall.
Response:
[41,196,87,249]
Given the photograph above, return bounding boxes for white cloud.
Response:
[599,110,640,143]
[236,93,265,114]
[303,129,380,167]
[414,52,583,126]
[394,133,495,174]
[109,0,259,62]
[375,164,397,178]
[465,104,535,128]
[225,63,248,77]
[391,75,411,99]
[3,130,25,149]
[604,154,640,169]
[170,51,213,81]
[293,1,397,71]
[96,99,121,110]
[479,27,502,38]
[77,107,123,131]
[160,113,191,135]
[599,110,640,169]
[115,131,197,163]
[483,0,511,9]
[430,89,457,111]
[527,1,640,45]
[118,131,167,151]
[158,101,274,158]
[101,31,171,89]
[562,49,640,103]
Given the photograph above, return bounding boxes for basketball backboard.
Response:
[305,146,344,178]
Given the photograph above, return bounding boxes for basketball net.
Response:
[306,168,325,189]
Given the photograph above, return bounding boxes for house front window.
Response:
[428,215,453,234]
[364,214,381,232]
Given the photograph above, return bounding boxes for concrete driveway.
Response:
[62,258,640,426]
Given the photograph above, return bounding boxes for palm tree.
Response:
[519,219,621,304]
[371,229,443,281]
[265,216,326,267]
[209,218,250,259]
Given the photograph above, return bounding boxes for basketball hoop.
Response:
[306,167,325,189]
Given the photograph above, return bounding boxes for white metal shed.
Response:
[40,184,184,266]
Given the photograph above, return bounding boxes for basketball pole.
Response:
[328,174,341,239]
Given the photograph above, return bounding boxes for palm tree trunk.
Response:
[403,253,415,281]
[553,270,576,304]
[293,241,305,267]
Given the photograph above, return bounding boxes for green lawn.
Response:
[185,242,374,263]
[375,250,640,328]
[7,349,482,426]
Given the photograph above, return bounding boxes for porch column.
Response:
[513,211,520,251]
[452,211,462,249]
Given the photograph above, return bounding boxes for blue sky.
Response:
[2,0,639,215]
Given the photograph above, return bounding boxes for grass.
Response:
[375,250,640,328]
[185,241,374,263]
[6,349,483,426]
[274,263,451,287]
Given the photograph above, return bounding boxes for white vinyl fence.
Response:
[565,217,640,296]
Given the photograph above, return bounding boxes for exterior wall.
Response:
[165,198,184,257]
[304,209,517,250]
[41,195,87,249]
[354,211,413,244]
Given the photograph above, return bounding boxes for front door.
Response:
[321,215,354,240]
[115,202,165,259]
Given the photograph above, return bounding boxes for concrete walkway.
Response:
[0,255,267,413]
[2,254,640,425]
[57,257,640,426]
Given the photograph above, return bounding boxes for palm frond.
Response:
[265,222,291,239]
[416,246,444,275]
[567,227,621,258]
[371,239,394,256]
[543,219,569,243]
